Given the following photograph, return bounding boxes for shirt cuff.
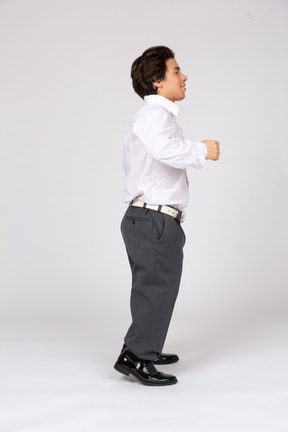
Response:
[201,142,208,158]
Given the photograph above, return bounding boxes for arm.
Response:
[139,107,207,170]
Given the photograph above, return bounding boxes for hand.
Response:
[202,140,220,161]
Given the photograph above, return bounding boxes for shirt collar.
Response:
[144,95,179,117]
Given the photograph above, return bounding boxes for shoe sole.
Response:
[114,363,177,386]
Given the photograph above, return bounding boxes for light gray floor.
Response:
[1,314,288,432]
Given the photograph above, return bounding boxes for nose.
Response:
[182,73,188,81]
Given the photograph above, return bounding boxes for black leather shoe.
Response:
[114,348,177,386]
[154,352,179,365]
[121,344,179,365]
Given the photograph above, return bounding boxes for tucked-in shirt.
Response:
[123,95,207,211]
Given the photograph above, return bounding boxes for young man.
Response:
[114,46,220,386]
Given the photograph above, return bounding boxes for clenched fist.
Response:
[202,140,220,161]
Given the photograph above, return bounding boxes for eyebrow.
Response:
[173,67,180,71]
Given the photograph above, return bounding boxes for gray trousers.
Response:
[121,205,185,361]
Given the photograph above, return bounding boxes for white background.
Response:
[0,0,288,431]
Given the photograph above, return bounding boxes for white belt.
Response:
[130,199,186,223]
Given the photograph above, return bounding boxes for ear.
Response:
[152,78,163,90]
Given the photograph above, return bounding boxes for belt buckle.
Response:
[180,212,186,223]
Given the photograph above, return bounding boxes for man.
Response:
[114,46,220,386]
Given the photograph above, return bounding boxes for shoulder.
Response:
[134,104,171,127]
[140,103,169,116]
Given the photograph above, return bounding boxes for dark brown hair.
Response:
[131,46,175,99]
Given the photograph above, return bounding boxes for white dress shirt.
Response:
[123,95,207,211]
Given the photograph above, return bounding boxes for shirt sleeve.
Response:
[137,107,206,170]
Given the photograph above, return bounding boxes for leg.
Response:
[121,206,185,361]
